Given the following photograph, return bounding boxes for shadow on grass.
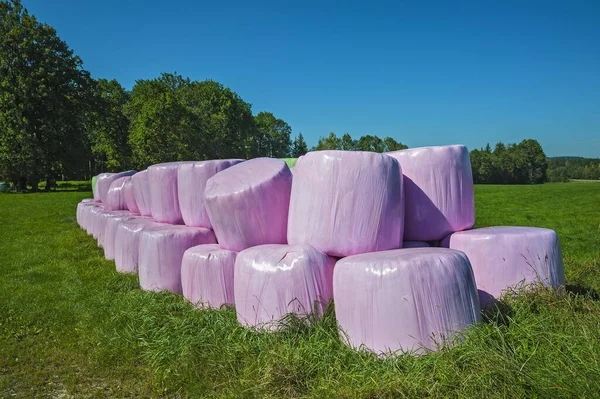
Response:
[479,290,514,328]
[565,284,600,300]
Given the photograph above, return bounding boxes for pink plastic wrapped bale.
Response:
[287,150,404,257]
[204,158,292,251]
[94,210,132,247]
[177,159,244,227]
[234,244,336,330]
[334,248,481,354]
[114,219,165,274]
[148,162,194,224]
[123,177,140,214]
[403,241,430,248]
[93,173,113,201]
[181,244,237,308]
[87,206,107,236]
[76,200,96,229]
[132,170,152,216]
[95,171,136,203]
[104,214,149,260]
[387,145,474,242]
[138,225,217,293]
[105,177,131,211]
[445,227,565,305]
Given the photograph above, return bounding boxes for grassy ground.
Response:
[1,183,599,398]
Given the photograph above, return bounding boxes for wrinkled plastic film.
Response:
[114,219,165,274]
[138,225,217,293]
[234,244,335,330]
[387,145,474,241]
[148,162,193,224]
[95,171,136,204]
[181,244,237,308]
[205,158,292,251]
[105,177,131,211]
[177,159,244,227]
[334,248,480,354]
[104,214,149,260]
[123,177,140,214]
[132,170,152,216]
[287,150,404,257]
[445,226,565,303]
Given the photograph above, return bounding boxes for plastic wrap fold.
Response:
[105,177,130,211]
[123,177,140,214]
[148,162,193,224]
[386,145,474,241]
[177,159,244,227]
[95,171,136,203]
[114,219,165,274]
[287,150,404,257]
[334,248,481,354]
[445,227,565,304]
[103,214,149,260]
[138,225,217,293]
[234,244,335,329]
[403,241,430,248]
[181,244,237,308]
[205,158,292,251]
[132,170,152,216]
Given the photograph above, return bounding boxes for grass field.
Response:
[1,183,599,398]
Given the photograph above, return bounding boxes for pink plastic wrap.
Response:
[445,227,565,303]
[132,170,152,216]
[403,241,430,248]
[178,159,245,227]
[103,214,149,260]
[334,248,481,354]
[387,145,474,241]
[148,162,193,224]
[114,219,166,274]
[95,171,136,203]
[234,244,336,330]
[138,225,217,293]
[181,244,237,308]
[287,151,404,257]
[94,210,132,247]
[105,177,131,211]
[77,200,97,229]
[123,177,140,214]
[88,206,107,237]
[204,158,292,251]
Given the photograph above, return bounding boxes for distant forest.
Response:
[546,157,600,182]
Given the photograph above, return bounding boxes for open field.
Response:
[1,183,599,398]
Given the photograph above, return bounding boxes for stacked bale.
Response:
[123,178,140,214]
[444,227,565,305]
[114,218,165,274]
[204,158,292,251]
[104,214,149,260]
[105,177,131,211]
[387,145,474,241]
[177,159,244,227]
[131,170,152,216]
[148,162,193,224]
[95,171,136,203]
[234,244,336,330]
[334,248,481,354]
[138,225,217,293]
[181,244,237,308]
[288,150,404,256]
[94,210,133,247]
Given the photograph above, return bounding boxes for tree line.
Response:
[547,157,600,182]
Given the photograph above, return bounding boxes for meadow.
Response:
[1,183,599,398]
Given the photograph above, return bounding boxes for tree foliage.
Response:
[547,157,600,182]
[253,112,291,158]
[0,0,93,189]
[312,132,408,153]
[291,133,308,157]
[470,139,548,184]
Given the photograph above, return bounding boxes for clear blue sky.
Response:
[23,0,600,157]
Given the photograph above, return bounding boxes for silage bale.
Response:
[95,171,136,203]
[386,145,474,241]
[138,225,217,293]
[76,201,98,229]
[181,244,237,308]
[204,158,292,251]
[148,162,193,224]
[234,244,335,330]
[123,177,140,214]
[93,210,132,247]
[177,159,244,228]
[131,170,152,216]
[334,248,481,354]
[105,177,131,211]
[287,150,404,257]
[103,214,150,260]
[87,206,107,236]
[445,226,565,305]
[114,218,166,274]
[403,241,430,248]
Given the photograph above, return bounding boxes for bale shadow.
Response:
[479,290,514,327]
[565,284,600,300]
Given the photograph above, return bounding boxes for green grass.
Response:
[1,183,599,398]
